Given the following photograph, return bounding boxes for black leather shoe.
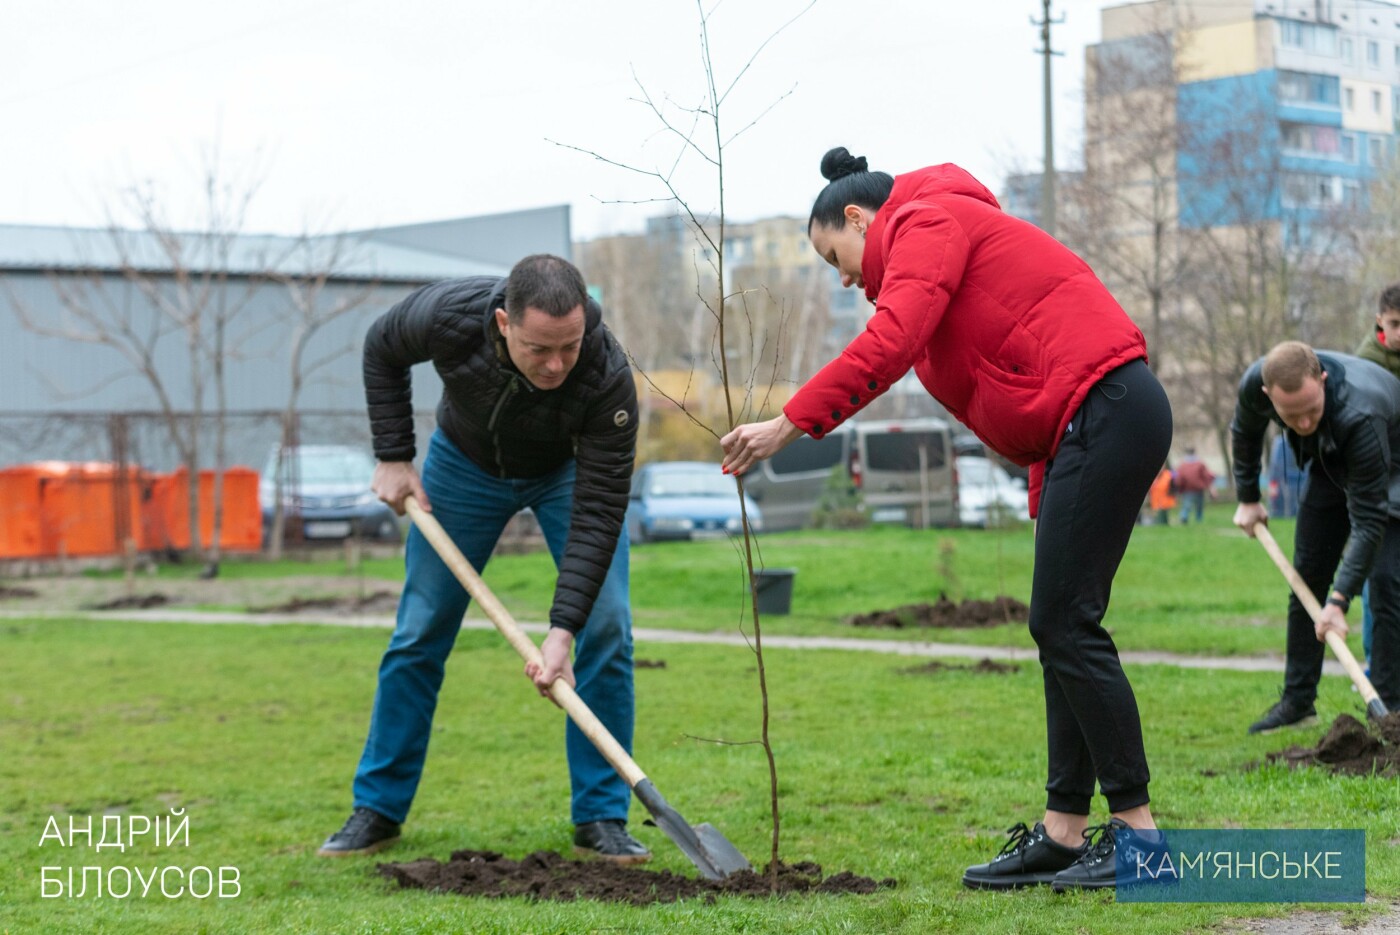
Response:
[1051,818,1170,892]
[316,807,401,857]
[1050,818,1122,891]
[1247,696,1318,735]
[961,821,1085,889]
[572,820,651,864]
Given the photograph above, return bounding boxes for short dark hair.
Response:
[807,147,894,231]
[503,254,588,322]
[1262,341,1322,393]
[1380,282,1400,316]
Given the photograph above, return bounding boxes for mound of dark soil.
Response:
[378,849,895,905]
[1266,713,1400,777]
[900,658,1020,676]
[848,593,1027,629]
[635,659,667,669]
[0,586,39,599]
[253,590,399,614]
[87,593,170,610]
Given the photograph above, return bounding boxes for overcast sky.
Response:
[2,0,1112,242]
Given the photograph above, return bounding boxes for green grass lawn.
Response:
[101,502,1325,660]
[1,616,1394,933]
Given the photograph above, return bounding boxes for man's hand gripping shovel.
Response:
[404,496,752,879]
[1251,521,1389,721]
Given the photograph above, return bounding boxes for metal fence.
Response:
[0,409,445,474]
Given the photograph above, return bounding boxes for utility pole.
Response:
[1032,0,1065,237]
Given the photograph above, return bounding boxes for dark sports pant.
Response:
[1030,359,1172,815]
[1284,466,1400,711]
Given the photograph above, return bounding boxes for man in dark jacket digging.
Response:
[1231,341,1400,733]
[317,254,649,862]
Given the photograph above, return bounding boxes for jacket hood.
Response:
[862,164,1000,300]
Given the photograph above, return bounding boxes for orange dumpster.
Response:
[148,468,263,552]
[33,462,145,558]
[0,466,45,559]
[0,461,259,559]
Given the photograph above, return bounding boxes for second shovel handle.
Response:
[405,496,647,787]
[1252,522,1381,707]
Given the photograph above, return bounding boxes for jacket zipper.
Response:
[487,377,521,478]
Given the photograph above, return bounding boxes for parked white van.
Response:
[741,417,957,531]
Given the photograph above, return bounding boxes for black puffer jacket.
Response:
[363,276,638,634]
[1232,351,1400,599]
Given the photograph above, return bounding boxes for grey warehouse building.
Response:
[0,205,572,471]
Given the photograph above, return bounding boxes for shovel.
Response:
[403,496,752,880]
[1252,522,1390,721]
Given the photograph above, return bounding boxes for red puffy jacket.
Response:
[783,164,1146,516]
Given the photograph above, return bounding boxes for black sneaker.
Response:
[1247,696,1318,735]
[1051,818,1171,892]
[961,821,1085,890]
[572,819,651,864]
[316,807,401,857]
[1050,818,1124,891]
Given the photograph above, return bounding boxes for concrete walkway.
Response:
[2,606,1345,676]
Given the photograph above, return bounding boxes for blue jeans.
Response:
[352,430,635,825]
[1178,490,1205,524]
[1362,581,1374,668]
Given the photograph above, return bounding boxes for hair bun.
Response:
[820,147,868,182]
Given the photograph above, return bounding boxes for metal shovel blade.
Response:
[1368,698,1391,721]
[633,779,751,880]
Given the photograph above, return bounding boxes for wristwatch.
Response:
[1325,591,1350,613]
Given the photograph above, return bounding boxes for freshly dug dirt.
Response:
[635,659,667,669]
[1266,713,1400,777]
[378,849,895,905]
[251,590,400,614]
[899,658,1020,676]
[87,593,171,610]
[847,593,1028,629]
[0,585,39,599]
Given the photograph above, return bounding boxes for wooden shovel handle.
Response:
[405,496,647,787]
[1252,522,1382,707]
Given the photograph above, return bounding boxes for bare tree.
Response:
[7,150,269,573]
[1171,85,1356,470]
[264,231,381,558]
[1073,11,1373,471]
[1331,156,1400,327]
[555,0,815,884]
[576,231,696,459]
[1067,13,1197,374]
[119,154,270,576]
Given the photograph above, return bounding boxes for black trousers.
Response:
[1030,359,1172,815]
[1284,467,1400,710]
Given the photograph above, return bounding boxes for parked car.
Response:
[956,455,1031,527]
[741,417,957,531]
[259,445,400,542]
[952,430,1030,481]
[627,461,762,542]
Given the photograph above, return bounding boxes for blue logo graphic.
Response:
[1115,829,1365,903]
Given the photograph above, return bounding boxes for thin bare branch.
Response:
[717,0,816,106]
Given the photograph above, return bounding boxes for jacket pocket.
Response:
[965,356,1055,462]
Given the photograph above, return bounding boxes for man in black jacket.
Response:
[317,255,649,862]
[1232,341,1400,733]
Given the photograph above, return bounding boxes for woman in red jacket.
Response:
[721,147,1172,891]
